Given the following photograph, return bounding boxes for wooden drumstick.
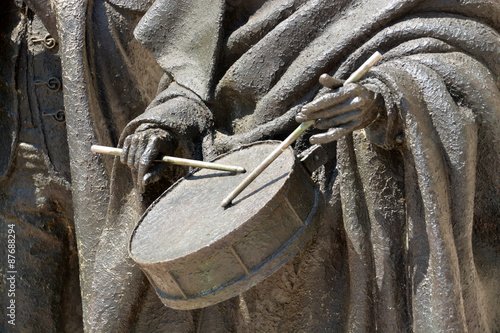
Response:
[221,51,383,207]
[91,145,246,173]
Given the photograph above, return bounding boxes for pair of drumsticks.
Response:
[92,52,382,208]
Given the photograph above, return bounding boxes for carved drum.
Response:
[129,141,324,310]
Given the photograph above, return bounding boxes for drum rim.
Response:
[154,187,322,309]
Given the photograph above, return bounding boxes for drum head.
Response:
[131,141,294,263]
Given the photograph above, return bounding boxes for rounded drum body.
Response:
[129,141,324,310]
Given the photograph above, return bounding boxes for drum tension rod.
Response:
[166,271,188,300]
[229,246,250,275]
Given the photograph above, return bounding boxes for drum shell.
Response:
[129,142,324,310]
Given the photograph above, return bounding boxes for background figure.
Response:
[18,0,190,331]
[0,3,81,332]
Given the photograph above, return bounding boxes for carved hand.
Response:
[295,74,383,144]
[121,127,178,193]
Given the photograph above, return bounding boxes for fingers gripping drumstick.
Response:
[221,51,383,207]
[91,145,246,173]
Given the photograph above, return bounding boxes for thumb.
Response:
[142,162,166,188]
[319,74,344,89]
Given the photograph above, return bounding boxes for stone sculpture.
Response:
[5,0,500,332]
